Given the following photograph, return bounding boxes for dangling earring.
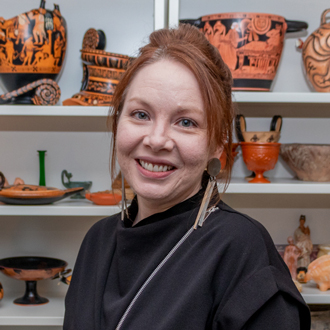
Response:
[121,172,129,221]
[193,158,221,229]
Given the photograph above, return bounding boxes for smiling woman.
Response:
[63,24,311,330]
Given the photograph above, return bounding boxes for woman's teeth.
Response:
[140,160,173,172]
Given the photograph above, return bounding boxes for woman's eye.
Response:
[179,118,196,128]
[132,111,149,120]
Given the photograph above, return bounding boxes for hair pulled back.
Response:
[110,24,235,191]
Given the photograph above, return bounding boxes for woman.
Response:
[64,24,310,329]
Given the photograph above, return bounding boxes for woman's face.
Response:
[116,59,220,211]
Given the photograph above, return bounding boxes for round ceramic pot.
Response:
[240,142,281,183]
[180,12,308,91]
[280,144,330,182]
[0,0,67,104]
[63,28,129,106]
[301,9,330,92]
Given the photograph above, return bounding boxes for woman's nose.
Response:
[143,126,174,152]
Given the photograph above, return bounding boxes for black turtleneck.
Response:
[64,190,310,330]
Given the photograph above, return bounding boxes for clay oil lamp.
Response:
[63,28,130,106]
[0,256,67,305]
[180,13,308,91]
[240,142,281,183]
[280,144,330,182]
[61,170,92,199]
[0,0,67,105]
[85,191,122,205]
[296,9,330,92]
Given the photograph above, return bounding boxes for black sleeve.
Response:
[213,266,311,330]
[243,292,307,330]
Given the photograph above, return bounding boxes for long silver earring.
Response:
[193,158,221,229]
[121,173,128,221]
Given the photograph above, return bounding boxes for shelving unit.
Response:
[0,293,65,326]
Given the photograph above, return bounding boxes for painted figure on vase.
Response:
[283,236,301,279]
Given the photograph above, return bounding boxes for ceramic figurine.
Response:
[294,215,313,282]
[305,255,330,291]
[63,28,129,106]
[297,9,330,92]
[180,13,307,91]
[0,0,67,105]
[283,236,301,280]
[61,170,92,199]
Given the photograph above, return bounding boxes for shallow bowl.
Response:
[280,144,330,182]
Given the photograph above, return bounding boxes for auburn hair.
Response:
[109,23,235,193]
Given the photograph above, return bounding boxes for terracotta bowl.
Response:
[280,144,330,182]
[242,131,280,143]
[180,13,307,91]
[0,256,67,305]
[240,142,281,183]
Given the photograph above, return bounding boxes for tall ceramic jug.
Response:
[299,9,330,92]
[0,0,67,104]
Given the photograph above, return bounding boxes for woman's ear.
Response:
[210,145,223,160]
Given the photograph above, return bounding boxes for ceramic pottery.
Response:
[0,184,83,204]
[236,114,282,142]
[0,256,67,305]
[63,28,129,106]
[219,142,239,172]
[318,245,330,258]
[61,170,92,199]
[0,0,67,105]
[180,13,307,91]
[85,191,122,205]
[305,255,330,291]
[300,9,330,92]
[240,142,281,183]
[280,144,330,182]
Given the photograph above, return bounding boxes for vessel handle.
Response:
[235,114,246,142]
[0,172,5,190]
[321,9,330,25]
[285,20,308,33]
[61,170,72,187]
[270,115,283,132]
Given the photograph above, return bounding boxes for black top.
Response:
[63,189,311,330]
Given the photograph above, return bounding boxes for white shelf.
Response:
[0,200,121,216]
[0,292,65,326]
[0,105,110,117]
[232,92,330,103]
[225,178,330,194]
[302,282,330,304]
[0,92,329,118]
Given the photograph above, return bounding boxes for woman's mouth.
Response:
[139,160,174,172]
